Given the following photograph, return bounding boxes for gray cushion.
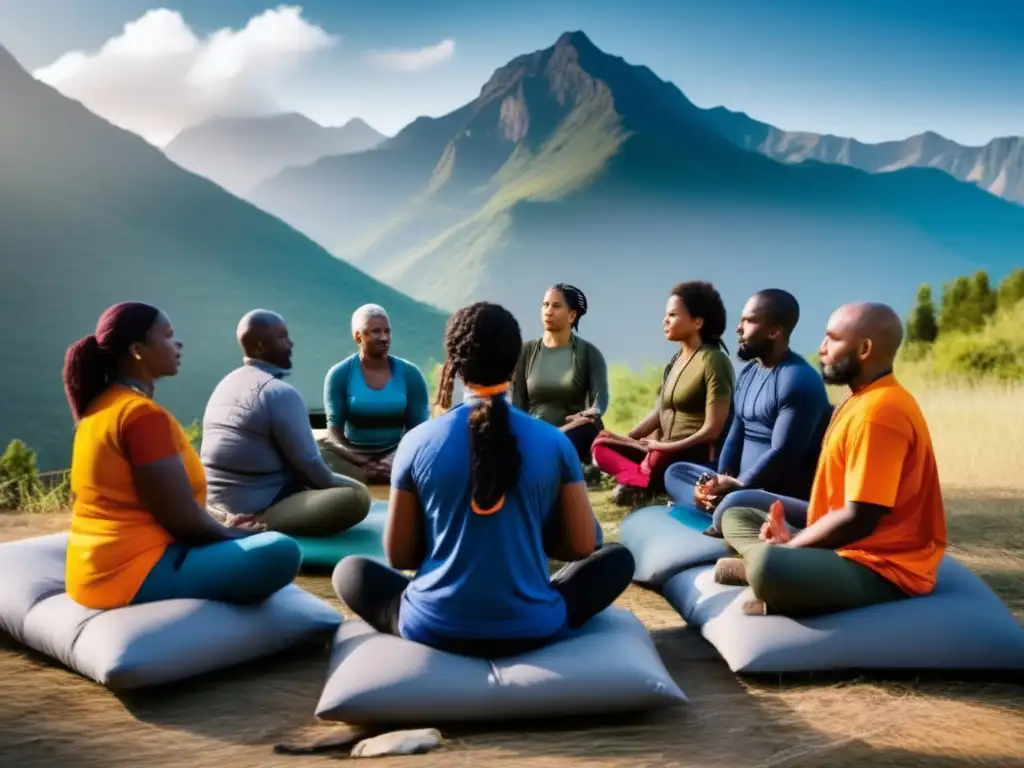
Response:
[315,607,686,724]
[0,532,342,689]
[663,556,1024,674]
[619,504,727,587]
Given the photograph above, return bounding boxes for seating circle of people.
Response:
[41,276,997,712]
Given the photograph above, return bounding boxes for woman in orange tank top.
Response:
[62,302,302,610]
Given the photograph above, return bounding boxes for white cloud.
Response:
[32,6,336,146]
[365,39,454,72]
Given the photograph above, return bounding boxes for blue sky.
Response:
[1,0,1021,145]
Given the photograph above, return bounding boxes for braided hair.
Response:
[551,283,588,331]
[671,281,729,353]
[434,302,523,514]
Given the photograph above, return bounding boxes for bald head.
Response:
[237,309,293,369]
[820,302,903,388]
[837,302,904,363]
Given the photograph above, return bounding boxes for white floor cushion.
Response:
[0,533,342,689]
[662,556,1024,674]
[316,607,686,724]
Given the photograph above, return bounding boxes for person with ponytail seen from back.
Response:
[63,302,302,611]
[332,302,635,658]
[592,281,736,509]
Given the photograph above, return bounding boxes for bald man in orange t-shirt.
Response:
[716,302,948,617]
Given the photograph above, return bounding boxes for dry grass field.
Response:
[0,376,1022,766]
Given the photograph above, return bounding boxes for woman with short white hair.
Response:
[320,304,431,484]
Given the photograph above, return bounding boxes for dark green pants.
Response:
[262,485,371,538]
[720,507,906,617]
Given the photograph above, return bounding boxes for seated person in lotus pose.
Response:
[592,282,735,508]
[663,289,832,534]
[715,302,947,617]
[320,304,431,484]
[512,283,610,468]
[201,310,371,538]
[332,302,635,658]
[63,302,301,611]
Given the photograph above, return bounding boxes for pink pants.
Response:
[591,443,677,491]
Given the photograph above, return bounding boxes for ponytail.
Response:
[468,392,520,515]
[434,360,456,412]
[62,335,111,423]
[441,302,524,516]
[62,301,161,423]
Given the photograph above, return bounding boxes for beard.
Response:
[737,337,771,362]
[820,352,861,386]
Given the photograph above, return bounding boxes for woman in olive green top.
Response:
[512,283,610,464]
[592,281,735,507]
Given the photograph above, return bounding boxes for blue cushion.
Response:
[0,533,342,689]
[663,556,1024,674]
[292,501,604,571]
[292,500,388,569]
[618,504,728,587]
[315,606,686,724]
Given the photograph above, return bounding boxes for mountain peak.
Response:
[0,42,19,68]
[0,43,31,87]
[554,30,597,52]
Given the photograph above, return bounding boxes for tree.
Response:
[997,267,1024,310]
[906,283,938,343]
[968,270,998,322]
[938,271,996,335]
[938,276,972,335]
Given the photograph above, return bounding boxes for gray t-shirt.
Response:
[201,360,359,515]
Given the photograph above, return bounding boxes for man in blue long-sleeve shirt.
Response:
[664,290,832,533]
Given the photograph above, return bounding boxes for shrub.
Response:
[183,420,202,450]
[925,301,1024,381]
[0,439,44,510]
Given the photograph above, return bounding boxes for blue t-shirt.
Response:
[717,352,832,499]
[323,354,430,450]
[393,400,585,644]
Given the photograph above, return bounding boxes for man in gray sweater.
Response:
[201,310,371,537]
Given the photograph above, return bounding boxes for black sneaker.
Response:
[702,525,724,538]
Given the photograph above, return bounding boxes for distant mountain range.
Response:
[0,45,445,470]
[164,113,386,197]
[702,110,1024,207]
[247,31,1024,364]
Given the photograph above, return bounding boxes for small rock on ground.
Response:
[274,724,367,754]
[349,728,443,758]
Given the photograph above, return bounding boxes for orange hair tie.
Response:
[465,381,510,398]
[471,495,505,515]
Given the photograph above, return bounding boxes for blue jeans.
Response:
[663,461,809,534]
[663,461,718,508]
[132,532,302,605]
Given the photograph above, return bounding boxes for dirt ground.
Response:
[1,488,1022,767]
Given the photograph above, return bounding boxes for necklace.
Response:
[115,377,153,399]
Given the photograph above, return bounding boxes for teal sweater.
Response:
[323,354,430,450]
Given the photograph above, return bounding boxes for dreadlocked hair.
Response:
[436,302,523,515]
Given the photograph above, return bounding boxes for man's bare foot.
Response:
[713,557,748,586]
